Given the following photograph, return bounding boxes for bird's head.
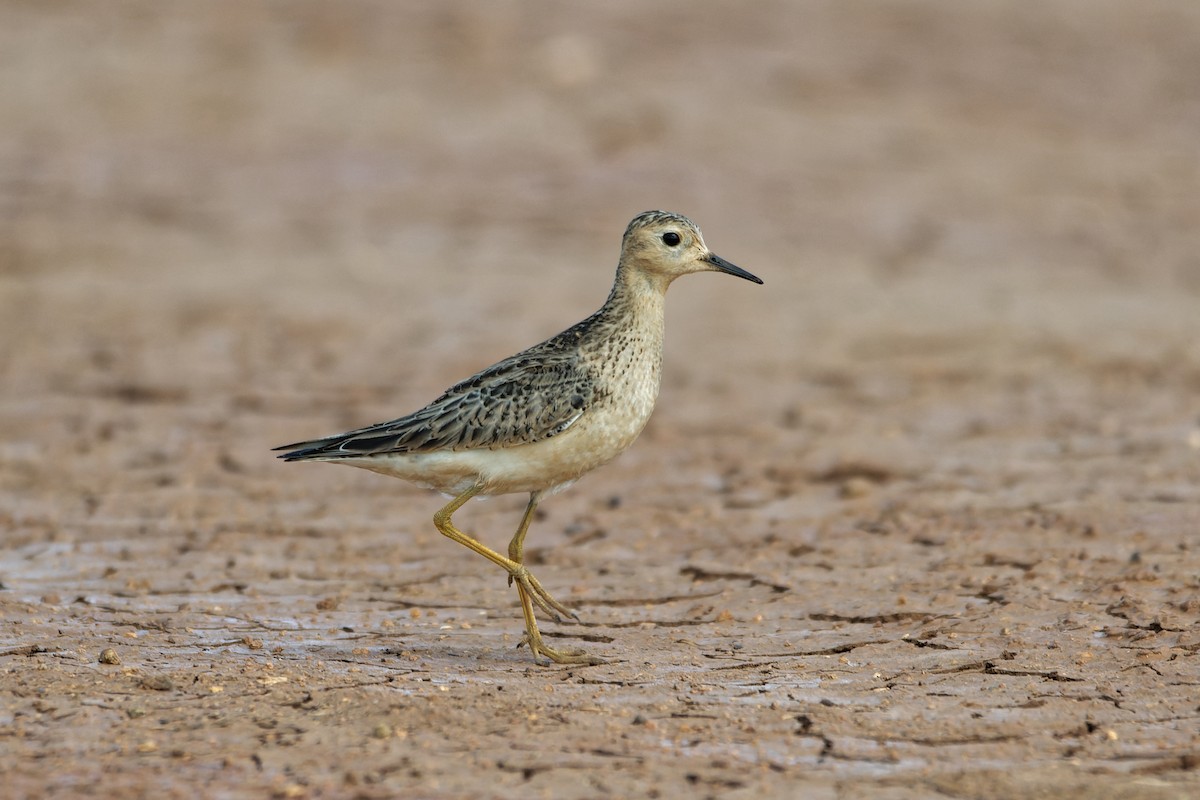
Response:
[618,210,762,288]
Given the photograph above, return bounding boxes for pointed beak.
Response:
[704,252,763,284]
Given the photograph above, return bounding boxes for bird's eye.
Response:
[661,232,681,247]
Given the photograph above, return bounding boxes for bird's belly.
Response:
[333,344,662,497]
[337,392,654,497]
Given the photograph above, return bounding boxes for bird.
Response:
[274,210,762,664]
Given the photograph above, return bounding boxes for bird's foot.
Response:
[509,565,579,623]
[511,575,600,666]
[518,632,606,666]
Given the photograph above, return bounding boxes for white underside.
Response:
[324,399,654,497]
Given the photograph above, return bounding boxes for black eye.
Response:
[661,231,681,246]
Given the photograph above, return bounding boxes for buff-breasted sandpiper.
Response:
[274,210,762,664]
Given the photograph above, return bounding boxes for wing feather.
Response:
[274,345,596,461]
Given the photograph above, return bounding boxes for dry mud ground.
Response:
[2,2,1200,798]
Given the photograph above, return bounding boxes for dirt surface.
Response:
[3,1,1200,797]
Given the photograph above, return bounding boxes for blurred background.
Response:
[2,0,1198,537]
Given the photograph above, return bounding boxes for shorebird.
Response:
[274,210,762,664]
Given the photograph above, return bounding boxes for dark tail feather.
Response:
[274,431,406,460]
[272,439,340,461]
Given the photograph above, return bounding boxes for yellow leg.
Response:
[507,493,601,664]
[432,487,599,665]
[507,493,578,618]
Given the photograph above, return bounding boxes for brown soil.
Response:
[2,1,1199,798]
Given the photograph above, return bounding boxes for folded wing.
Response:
[274,349,596,460]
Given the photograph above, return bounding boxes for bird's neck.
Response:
[600,265,668,334]
[581,266,666,401]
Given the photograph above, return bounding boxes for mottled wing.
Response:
[275,348,595,460]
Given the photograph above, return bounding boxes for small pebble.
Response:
[141,675,174,691]
[840,477,874,499]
